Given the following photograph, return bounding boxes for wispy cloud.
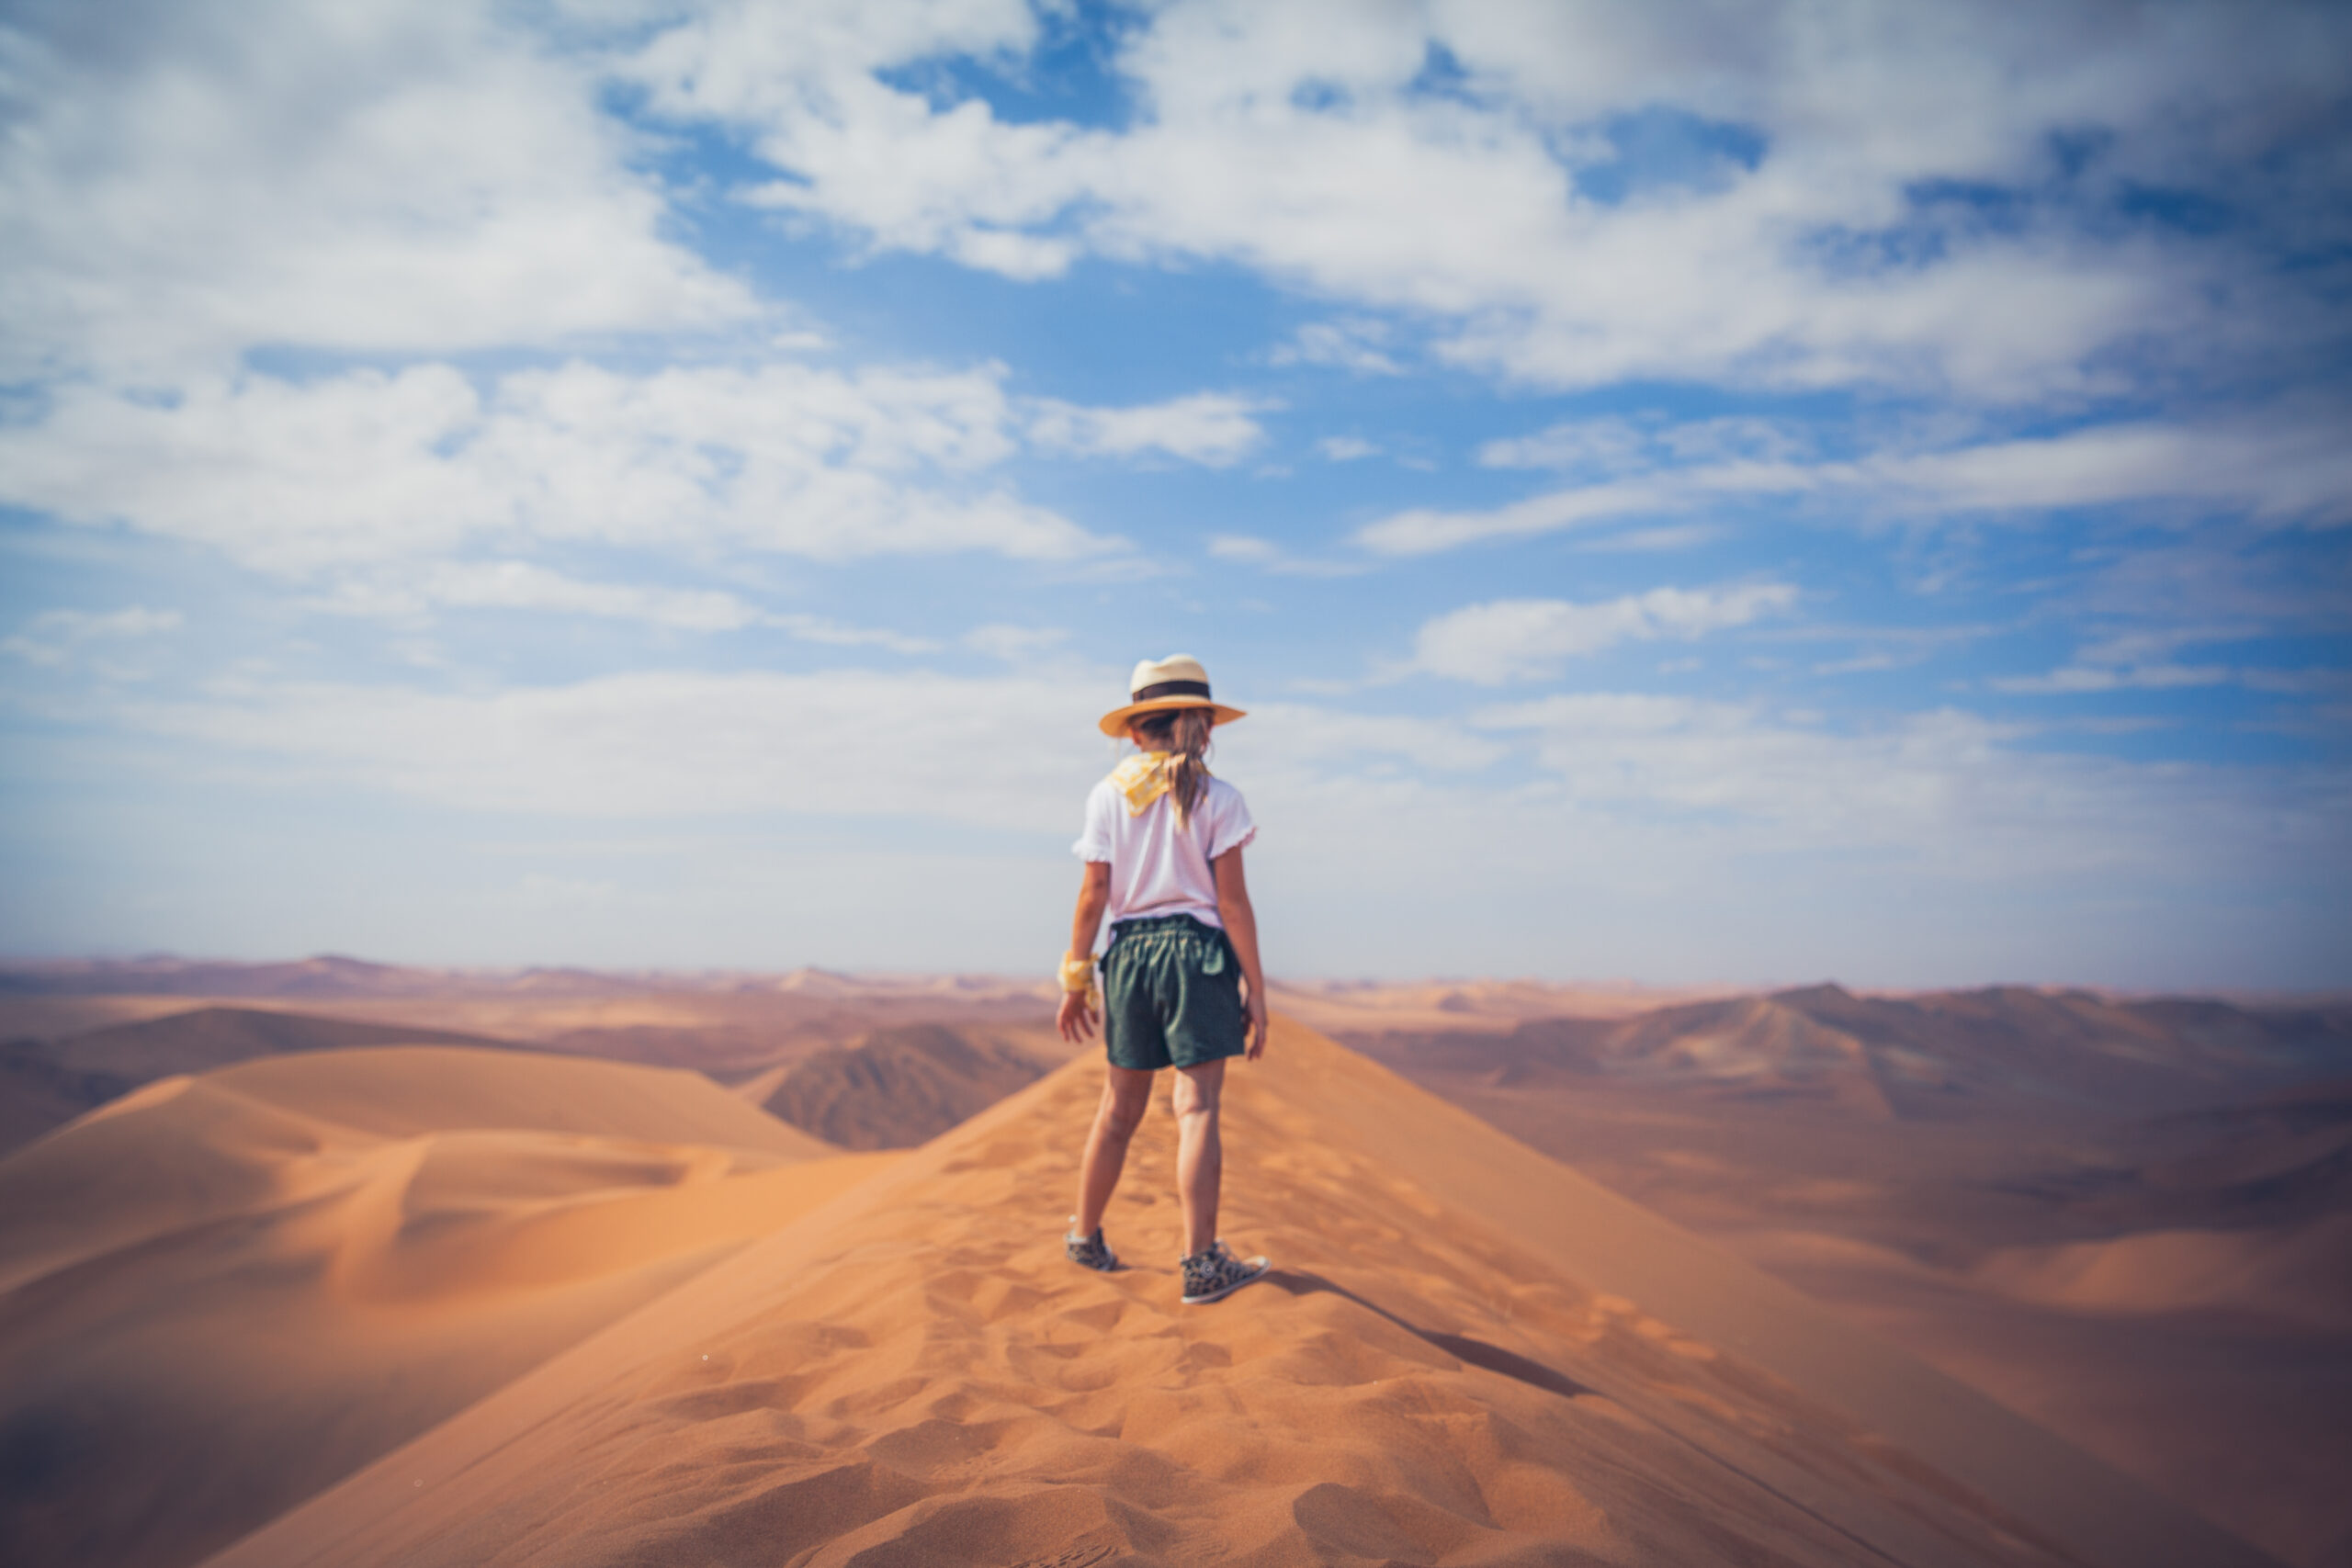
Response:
[1026,392,1272,467]
[0,362,1123,573]
[1208,535,1368,578]
[1411,584,1799,683]
[1356,413,2352,556]
[1267,320,1403,376]
[2,607,183,669]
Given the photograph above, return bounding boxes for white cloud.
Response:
[767,615,939,655]
[1268,321,1403,376]
[1459,691,2331,881]
[0,0,755,380]
[1413,584,1800,683]
[1480,415,1813,476]
[1208,535,1281,564]
[1205,534,1366,578]
[1,607,183,668]
[1479,419,1654,475]
[1864,423,2352,525]
[1360,412,2352,556]
[0,361,1120,574]
[1317,436,1379,462]
[1356,482,1678,556]
[1027,391,1272,466]
[1217,701,1510,778]
[622,0,2352,402]
[130,666,1111,829]
[1575,525,1724,553]
[964,623,1070,661]
[1992,663,2235,694]
[424,562,762,631]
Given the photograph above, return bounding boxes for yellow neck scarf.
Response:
[1109,750,1209,818]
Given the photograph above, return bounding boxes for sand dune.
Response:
[1,953,477,998]
[1268,976,1745,1036]
[205,1020,2266,1568]
[1970,1214,2352,1331]
[759,1023,1053,1149]
[0,960,1063,1098]
[50,1005,518,1079]
[1355,983,2350,1122]
[0,1005,536,1156]
[0,1045,883,1568]
[0,1038,140,1154]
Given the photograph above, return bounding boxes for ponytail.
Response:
[1133,706,1215,829]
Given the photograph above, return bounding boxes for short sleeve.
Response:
[1071,781,1115,863]
[1203,782,1257,861]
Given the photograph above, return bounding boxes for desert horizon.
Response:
[4,953,2345,1568]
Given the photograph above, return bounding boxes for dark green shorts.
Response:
[1101,913,1246,1072]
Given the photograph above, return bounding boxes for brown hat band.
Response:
[1132,679,1211,701]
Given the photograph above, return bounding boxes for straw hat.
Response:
[1098,654,1248,737]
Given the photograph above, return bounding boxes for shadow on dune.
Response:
[1265,1267,1596,1402]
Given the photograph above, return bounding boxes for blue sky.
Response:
[2,0,2346,987]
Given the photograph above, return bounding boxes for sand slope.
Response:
[0,1046,885,1568]
[207,1021,2269,1568]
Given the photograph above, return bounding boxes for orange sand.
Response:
[0,1046,886,1568]
[202,1021,2267,1568]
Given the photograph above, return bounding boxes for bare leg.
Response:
[1074,1065,1155,1237]
[1172,1058,1227,1258]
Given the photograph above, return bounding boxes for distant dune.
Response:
[1970,1213,2352,1331]
[758,1023,1052,1149]
[1358,981,2352,1118]
[0,1044,881,1568]
[50,1004,520,1079]
[0,1006,527,1156]
[203,1021,2261,1568]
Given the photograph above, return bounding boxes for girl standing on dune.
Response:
[1058,655,1271,1305]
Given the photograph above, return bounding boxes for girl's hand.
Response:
[1243,987,1269,1061]
[1057,989,1099,1043]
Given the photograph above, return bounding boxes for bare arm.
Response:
[1057,861,1112,1043]
[1213,844,1270,1060]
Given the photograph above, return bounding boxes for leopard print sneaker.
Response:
[1180,1239,1268,1304]
[1065,1217,1118,1271]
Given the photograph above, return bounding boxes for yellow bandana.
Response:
[1109,750,1208,818]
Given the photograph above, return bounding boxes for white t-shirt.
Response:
[1072,772,1257,930]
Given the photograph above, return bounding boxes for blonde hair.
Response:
[1130,705,1214,828]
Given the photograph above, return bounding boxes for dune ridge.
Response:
[205,1019,2267,1568]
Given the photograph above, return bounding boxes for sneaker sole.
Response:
[1181,1256,1269,1305]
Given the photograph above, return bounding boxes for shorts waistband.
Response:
[1107,912,1220,941]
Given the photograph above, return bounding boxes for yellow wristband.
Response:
[1057,953,1095,995]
